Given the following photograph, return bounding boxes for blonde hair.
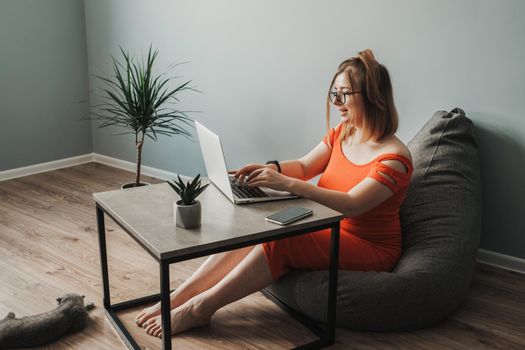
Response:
[325,49,398,145]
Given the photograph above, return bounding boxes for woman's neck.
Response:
[349,126,382,146]
[351,127,365,144]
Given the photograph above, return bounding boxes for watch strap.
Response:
[265,160,281,173]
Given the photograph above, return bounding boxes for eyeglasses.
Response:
[329,90,362,104]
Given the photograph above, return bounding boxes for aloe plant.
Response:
[89,46,196,187]
[168,174,209,205]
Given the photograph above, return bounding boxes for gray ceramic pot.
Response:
[174,200,201,229]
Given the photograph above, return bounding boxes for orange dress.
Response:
[262,124,413,281]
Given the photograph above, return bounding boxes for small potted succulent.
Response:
[168,174,209,229]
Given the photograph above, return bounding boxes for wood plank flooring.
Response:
[0,162,524,349]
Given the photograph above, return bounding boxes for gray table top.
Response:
[93,182,343,260]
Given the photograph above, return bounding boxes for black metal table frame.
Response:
[96,203,340,350]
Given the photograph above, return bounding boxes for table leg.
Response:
[96,204,111,309]
[160,261,171,350]
[262,223,341,349]
[326,224,340,343]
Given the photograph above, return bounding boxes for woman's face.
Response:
[331,73,362,125]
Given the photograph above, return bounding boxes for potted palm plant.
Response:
[168,174,209,229]
[89,46,196,188]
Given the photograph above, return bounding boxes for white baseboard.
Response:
[92,153,180,180]
[0,153,184,183]
[0,154,94,181]
[477,249,525,274]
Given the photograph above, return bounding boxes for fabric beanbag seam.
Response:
[421,112,452,181]
[404,109,455,214]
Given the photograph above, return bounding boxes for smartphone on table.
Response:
[265,207,313,225]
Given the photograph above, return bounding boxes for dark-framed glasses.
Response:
[329,90,362,104]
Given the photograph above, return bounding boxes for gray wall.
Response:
[84,0,525,259]
[0,0,91,171]
[1,0,522,259]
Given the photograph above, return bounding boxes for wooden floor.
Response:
[1,162,524,349]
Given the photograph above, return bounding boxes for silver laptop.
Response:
[195,121,299,204]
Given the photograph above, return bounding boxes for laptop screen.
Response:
[195,121,236,202]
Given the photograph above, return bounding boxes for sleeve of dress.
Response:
[323,128,336,148]
[367,156,413,194]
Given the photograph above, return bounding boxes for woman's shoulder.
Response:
[376,135,413,167]
[323,123,345,148]
[331,122,345,134]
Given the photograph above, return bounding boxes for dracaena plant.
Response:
[168,174,209,205]
[88,46,196,187]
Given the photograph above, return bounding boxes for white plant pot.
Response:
[174,200,201,229]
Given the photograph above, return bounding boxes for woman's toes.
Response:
[144,316,164,337]
[135,315,145,326]
[149,326,159,336]
[135,304,162,327]
[150,325,160,336]
[153,328,162,337]
[145,321,157,334]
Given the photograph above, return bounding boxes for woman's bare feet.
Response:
[143,297,213,338]
[136,247,256,327]
[135,303,162,327]
[136,288,197,326]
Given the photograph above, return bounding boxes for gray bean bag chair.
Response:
[265,108,482,331]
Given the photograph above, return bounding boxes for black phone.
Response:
[265,207,313,225]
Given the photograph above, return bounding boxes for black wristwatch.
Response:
[265,160,281,173]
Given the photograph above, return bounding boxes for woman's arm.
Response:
[233,141,331,182]
[248,159,408,217]
[288,178,391,217]
[279,142,332,181]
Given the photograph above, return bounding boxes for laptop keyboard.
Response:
[230,178,269,198]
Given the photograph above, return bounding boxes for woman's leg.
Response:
[135,245,256,326]
[144,244,274,337]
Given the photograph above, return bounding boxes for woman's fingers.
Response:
[247,179,264,188]
[246,168,265,183]
[229,169,247,183]
[248,169,288,191]
[230,165,254,179]
[228,169,242,182]
[229,164,269,184]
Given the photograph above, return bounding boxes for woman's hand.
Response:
[245,167,293,192]
[229,163,269,185]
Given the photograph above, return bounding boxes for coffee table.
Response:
[94,182,342,350]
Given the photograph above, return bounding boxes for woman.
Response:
[135,49,413,338]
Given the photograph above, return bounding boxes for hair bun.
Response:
[357,49,385,110]
[358,49,380,76]
[358,49,376,63]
